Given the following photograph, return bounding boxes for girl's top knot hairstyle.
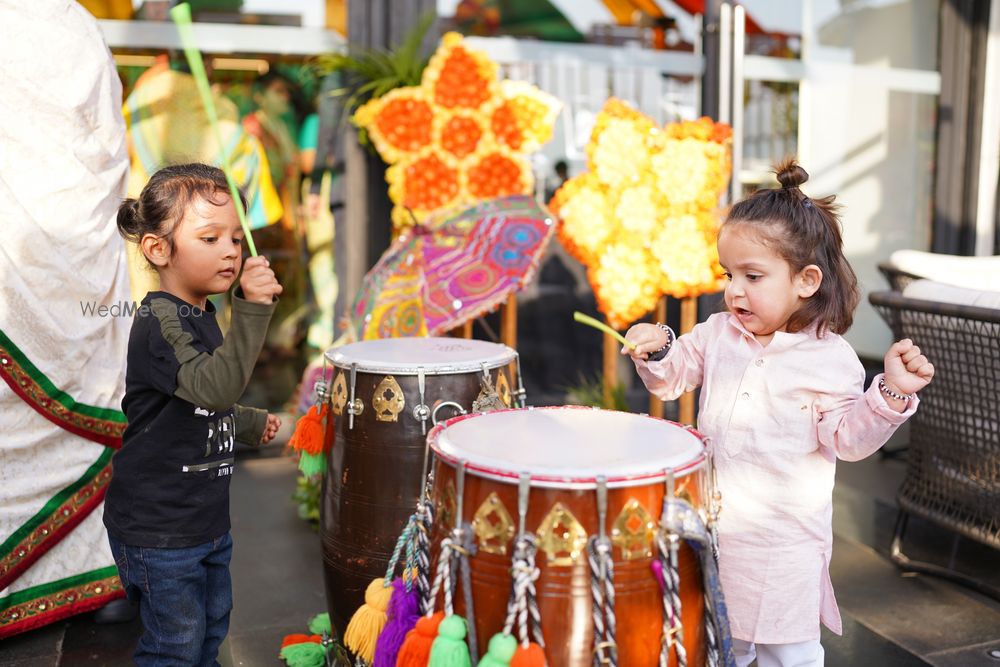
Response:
[116,163,248,262]
[776,161,809,190]
[724,157,860,336]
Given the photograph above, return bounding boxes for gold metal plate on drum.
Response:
[611,499,655,560]
[495,370,511,407]
[471,492,515,555]
[331,372,348,416]
[373,376,405,422]
[437,481,457,531]
[536,502,587,566]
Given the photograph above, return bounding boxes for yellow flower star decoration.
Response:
[550,99,733,330]
[353,32,561,229]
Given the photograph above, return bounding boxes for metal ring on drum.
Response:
[431,400,467,426]
[319,337,521,634]
[425,406,714,667]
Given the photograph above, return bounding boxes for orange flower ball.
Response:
[434,47,491,109]
[467,153,524,198]
[374,98,434,152]
[491,102,522,150]
[440,115,483,159]
[402,154,459,211]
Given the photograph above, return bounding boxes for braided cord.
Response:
[588,537,605,665]
[588,536,618,666]
[704,591,719,667]
[417,501,435,615]
[384,515,416,584]
[656,533,686,667]
[522,534,545,648]
[502,533,545,650]
[427,537,455,617]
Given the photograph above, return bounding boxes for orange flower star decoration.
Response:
[354,33,561,229]
[549,99,733,330]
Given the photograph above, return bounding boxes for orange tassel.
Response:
[395,611,445,667]
[280,633,322,648]
[510,642,546,667]
[289,404,328,456]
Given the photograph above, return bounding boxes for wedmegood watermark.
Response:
[79,301,205,318]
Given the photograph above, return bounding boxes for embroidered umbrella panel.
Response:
[349,195,555,339]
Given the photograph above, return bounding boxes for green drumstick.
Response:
[573,311,636,350]
[169,3,258,256]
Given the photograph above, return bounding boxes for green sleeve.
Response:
[298,113,320,151]
[149,293,276,412]
[234,404,268,445]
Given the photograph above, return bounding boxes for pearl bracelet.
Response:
[878,377,912,402]
[647,323,676,362]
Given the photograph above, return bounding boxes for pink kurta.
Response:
[634,313,917,644]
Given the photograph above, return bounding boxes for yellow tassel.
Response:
[344,577,393,663]
[289,404,327,456]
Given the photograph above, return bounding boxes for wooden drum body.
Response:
[428,406,709,666]
[321,338,520,631]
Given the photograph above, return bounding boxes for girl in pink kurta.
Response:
[624,160,935,667]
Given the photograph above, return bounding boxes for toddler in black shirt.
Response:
[104,163,282,666]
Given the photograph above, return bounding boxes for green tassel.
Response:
[279,641,327,667]
[308,612,332,636]
[478,632,517,666]
[428,615,472,667]
[298,451,326,477]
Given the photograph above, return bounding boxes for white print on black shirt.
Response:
[200,409,235,457]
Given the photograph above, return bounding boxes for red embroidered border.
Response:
[0,572,124,639]
[0,461,113,591]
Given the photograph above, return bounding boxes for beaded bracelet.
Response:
[878,377,913,402]
[647,323,676,362]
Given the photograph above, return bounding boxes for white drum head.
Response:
[327,337,516,375]
[429,406,705,488]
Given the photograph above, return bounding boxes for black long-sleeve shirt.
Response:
[104,291,274,548]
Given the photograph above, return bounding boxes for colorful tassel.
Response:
[279,636,326,667]
[373,578,421,667]
[478,633,517,667]
[510,642,546,667]
[396,612,445,667]
[308,612,332,636]
[297,451,326,477]
[281,633,322,648]
[428,615,471,667]
[344,578,393,664]
[289,404,328,456]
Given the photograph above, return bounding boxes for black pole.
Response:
[700,0,723,120]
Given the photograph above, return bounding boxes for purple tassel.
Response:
[372,578,421,667]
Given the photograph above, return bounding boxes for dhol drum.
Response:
[427,406,723,667]
[321,337,523,632]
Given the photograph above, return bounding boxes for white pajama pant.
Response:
[733,638,825,667]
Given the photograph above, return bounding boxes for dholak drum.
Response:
[321,337,522,632]
[428,406,712,666]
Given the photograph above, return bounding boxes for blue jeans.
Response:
[108,533,233,667]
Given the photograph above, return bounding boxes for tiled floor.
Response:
[3,439,998,666]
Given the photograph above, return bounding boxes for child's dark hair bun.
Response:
[117,198,143,242]
[775,159,809,190]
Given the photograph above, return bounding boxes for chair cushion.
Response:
[902,279,1000,310]
[889,250,1000,292]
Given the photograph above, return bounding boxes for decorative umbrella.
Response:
[348,195,555,340]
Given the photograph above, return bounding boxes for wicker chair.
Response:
[869,289,1000,600]
[876,261,923,292]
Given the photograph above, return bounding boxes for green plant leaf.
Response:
[313,10,435,119]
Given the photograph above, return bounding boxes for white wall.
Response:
[799,0,938,358]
